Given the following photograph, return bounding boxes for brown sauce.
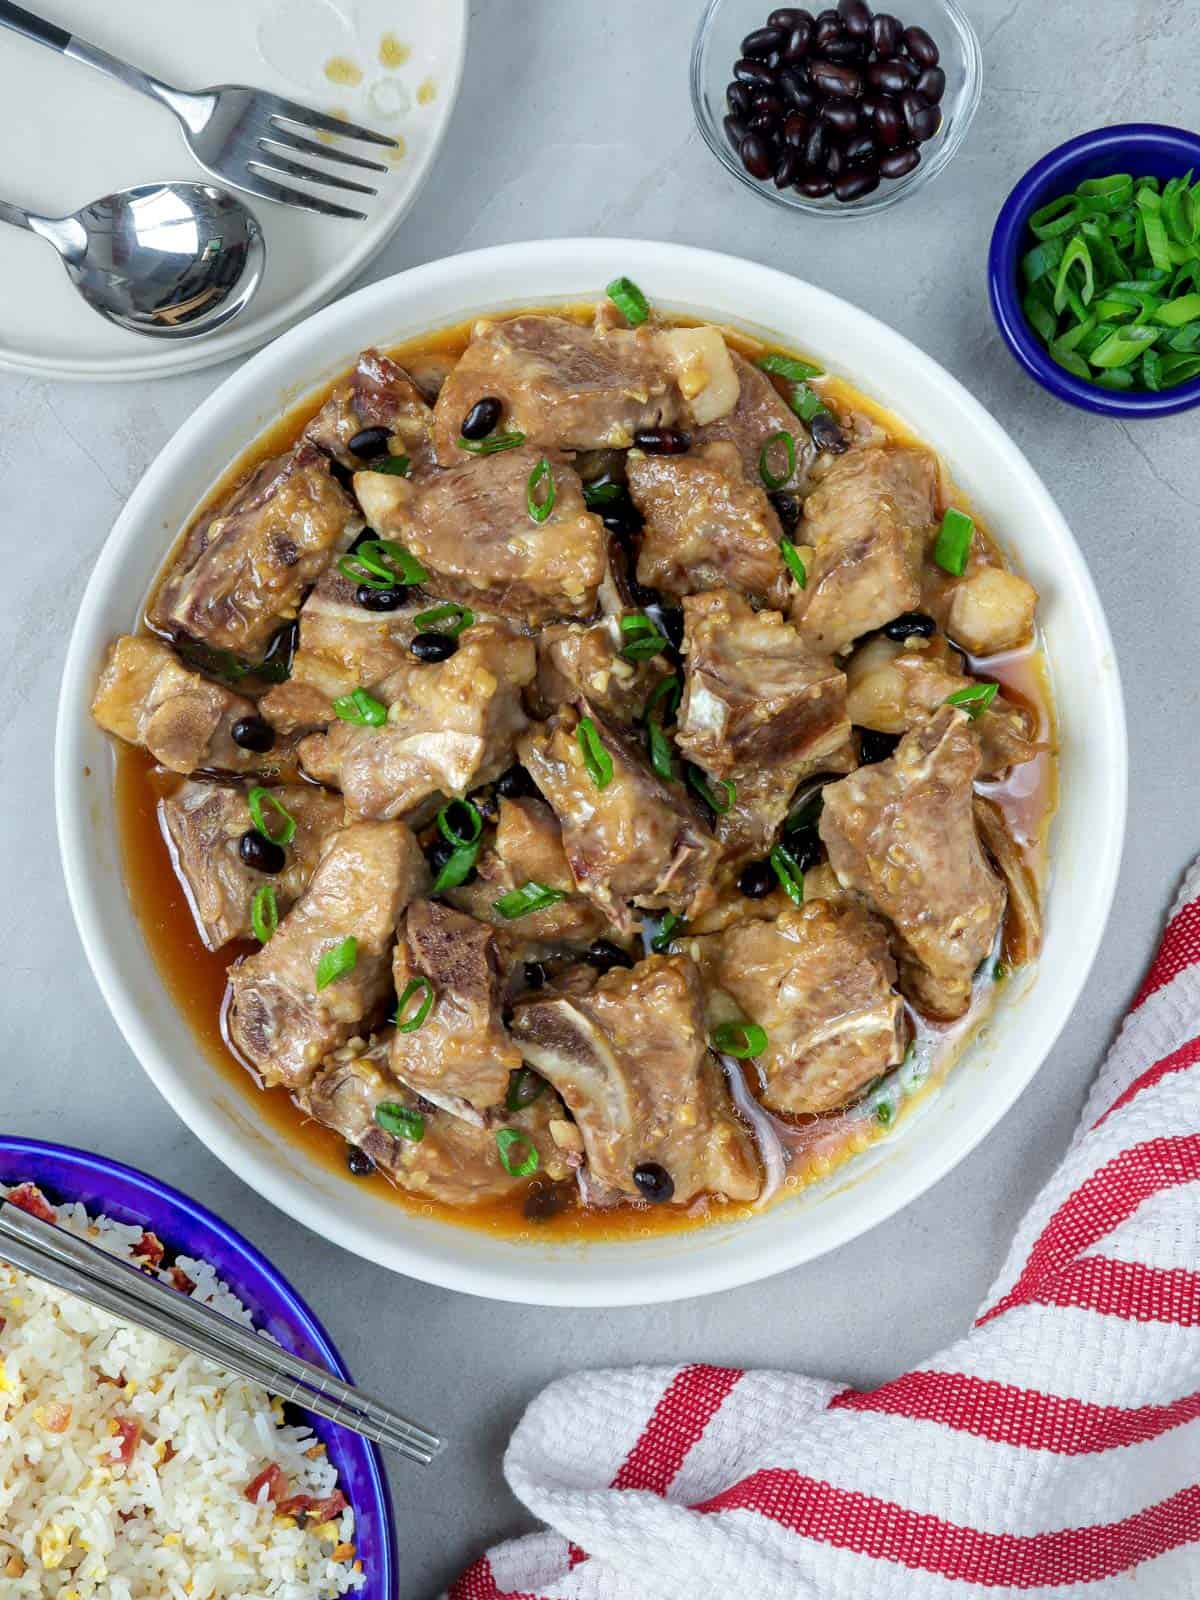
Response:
[116,307,1059,1243]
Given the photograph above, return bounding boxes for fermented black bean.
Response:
[803,121,828,169]
[901,90,940,141]
[741,25,784,56]
[902,23,938,65]
[870,11,901,54]
[460,396,502,440]
[783,111,810,146]
[726,80,752,116]
[809,58,862,97]
[734,56,778,87]
[820,96,859,136]
[781,21,812,60]
[837,0,871,37]
[774,147,801,186]
[798,171,834,196]
[740,132,774,179]
[868,98,905,146]
[915,65,945,103]
[633,427,692,454]
[724,113,748,150]
[879,143,921,178]
[768,6,812,27]
[867,57,914,94]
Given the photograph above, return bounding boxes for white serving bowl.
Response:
[56,240,1126,1307]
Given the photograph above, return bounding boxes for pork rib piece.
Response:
[299,621,534,821]
[160,780,343,950]
[520,703,720,931]
[92,635,262,776]
[226,819,429,1089]
[258,565,435,735]
[304,347,436,475]
[301,1032,573,1207]
[628,441,792,609]
[152,443,353,657]
[387,901,522,1117]
[819,706,1005,1020]
[355,445,606,627]
[845,633,1036,778]
[691,901,907,1116]
[431,314,682,462]
[691,351,815,491]
[676,588,849,778]
[446,796,609,964]
[792,445,938,654]
[511,953,760,1205]
[533,616,673,726]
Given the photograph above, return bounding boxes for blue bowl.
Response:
[0,1137,396,1599]
[989,122,1200,418]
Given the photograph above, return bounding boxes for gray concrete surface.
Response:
[3,2,1198,1593]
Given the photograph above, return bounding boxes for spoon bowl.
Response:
[0,181,265,338]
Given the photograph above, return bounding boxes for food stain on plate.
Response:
[379,31,411,67]
[324,54,364,87]
[417,76,438,105]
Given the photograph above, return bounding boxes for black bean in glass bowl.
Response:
[691,0,980,212]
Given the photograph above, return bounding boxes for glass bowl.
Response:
[691,0,982,216]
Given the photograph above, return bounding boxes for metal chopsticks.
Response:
[0,1197,440,1465]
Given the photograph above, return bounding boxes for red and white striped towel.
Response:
[451,862,1200,1599]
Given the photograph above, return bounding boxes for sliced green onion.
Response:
[647,716,674,782]
[758,352,824,382]
[758,430,797,490]
[506,1066,546,1113]
[876,1100,894,1127]
[651,912,681,953]
[248,786,296,846]
[457,429,526,456]
[686,767,735,815]
[1151,292,1200,326]
[250,884,278,943]
[577,716,613,789]
[526,456,556,523]
[583,479,623,508]
[413,602,474,636]
[332,687,388,727]
[780,537,807,589]
[788,382,828,423]
[316,935,357,991]
[934,508,974,576]
[338,538,428,589]
[605,275,649,327]
[711,1019,768,1059]
[945,681,999,719]
[1028,192,1081,239]
[1021,168,1200,390]
[431,799,483,892]
[495,1127,540,1177]
[494,881,566,920]
[374,1102,424,1141]
[394,977,435,1033]
[619,612,668,662]
[785,787,824,834]
[372,454,411,476]
[1053,234,1094,313]
[769,842,805,906]
[1089,324,1160,367]
[644,673,682,725]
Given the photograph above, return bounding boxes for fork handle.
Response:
[0,1,70,51]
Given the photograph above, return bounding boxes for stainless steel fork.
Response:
[0,1,399,220]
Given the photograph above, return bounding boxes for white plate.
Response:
[56,240,1127,1306]
[0,0,466,381]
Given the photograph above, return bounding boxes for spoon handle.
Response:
[0,198,35,233]
[0,2,70,53]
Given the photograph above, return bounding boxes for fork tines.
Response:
[243,95,400,220]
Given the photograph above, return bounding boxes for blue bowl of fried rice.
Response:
[0,1137,396,1599]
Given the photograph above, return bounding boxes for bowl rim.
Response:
[0,1134,397,1596]
[690,0,983,218]
[988,121,1200,418]
[55,237,1127,1306]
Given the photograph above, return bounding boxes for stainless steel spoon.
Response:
[0,180,265,338]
